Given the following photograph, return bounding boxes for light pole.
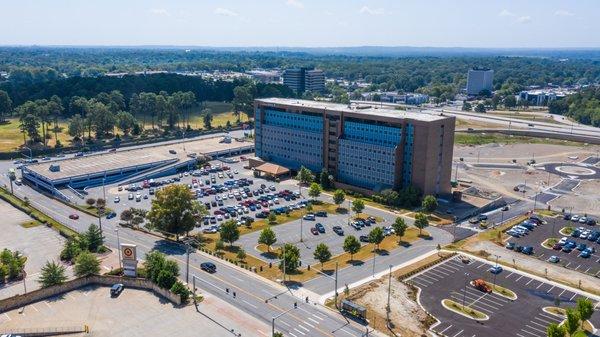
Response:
[315,262,339,308]
[300,209,304,243]
[272,302,298,337]
[386,264,392,328]
[492,255,500,288]
[98,209,103,232]
[372,247,376,278]
[185,243,192,284]
[462,272,470,310]
[115,228,122,269]
[102,178,106,201]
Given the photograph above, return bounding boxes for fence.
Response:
[0,275,181,314]
[0,325,85,336]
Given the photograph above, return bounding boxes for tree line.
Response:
[548,86,600,126]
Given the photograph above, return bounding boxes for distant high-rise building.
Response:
[466,68,494,95]
[283,67,325,94]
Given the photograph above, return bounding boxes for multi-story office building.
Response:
[254,98,455,196]
[466,68,494,95]
[282,68,325,94]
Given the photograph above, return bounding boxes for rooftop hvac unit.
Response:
[49,164,60,172]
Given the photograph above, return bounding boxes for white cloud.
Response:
[149,8,170,16]
[498,9,516,17]
[286,0,304,9]
[517,15,532,23]
[359,6,385,15]
[214,7,238,17]
[555,10,574,17]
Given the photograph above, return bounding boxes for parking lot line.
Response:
[453,329,464,337]
[410,279,431,287]
[519,329,540,337]
[293,328,306,335]
[535,282,544,289]
[559,289,566,297]
[505,272,514,278]
[419,273,442,283]
[515,275,524,282]
[584,267,591,274]
[565,262,571,268]
[570,293,577,301]
[437,264,459,273]
[525,324,546,334]
[546,286,555,293]
[440,325,453,334]
[525,278,534,286]
[476,263,485,269]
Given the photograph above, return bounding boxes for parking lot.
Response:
[406,256,600,337]
[506,216,600,277]
[0,285,268,336]
[0,200,67,299]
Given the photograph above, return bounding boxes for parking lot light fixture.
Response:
[462,272,470,310]
[115,228,122,269]
[492,255,500,287]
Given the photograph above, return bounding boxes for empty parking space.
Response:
[407,256,600,337]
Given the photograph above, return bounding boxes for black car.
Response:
[522,246,534,255]
[106,212,117,219]
[563,214,572,220]
[315,211,327,217]
[359,235,370,243]
[332,226,344,235]
[110,283,124,297]
[315,223,325,233]
[200,262,217,273]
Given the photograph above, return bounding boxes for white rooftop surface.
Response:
[256,98,449,122]
[26,137,252,181]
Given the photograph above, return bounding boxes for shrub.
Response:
[170,281,191,303]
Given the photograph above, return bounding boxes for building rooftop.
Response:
[256,98,449,122]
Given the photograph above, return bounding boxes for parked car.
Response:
[522,246,534,255]
[315,223,325,233]
[69,214,79,220]
[110,283,124,297]
[303,213,315,221]
[114,196,120,203]
[200,262,216,273]
[333,226,344,235]
[505,242,515,250]
[315,211,327,217]
[359,235,370,243]
[488,266,503,274]
[310,227,319,235]
[548,256,560,263]
[106,212,117,219]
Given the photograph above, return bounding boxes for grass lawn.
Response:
[542,238,559,249]
[20,220,42,228]
[455,132,587,147]
[0,118,71,152]
[443,299,488,320]
[186,101,250,130]
[491,283,517,300]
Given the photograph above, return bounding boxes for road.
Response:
[1,169,374,336]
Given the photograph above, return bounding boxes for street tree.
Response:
[279,243,300,275]
[268,212,277,224]
[202,109,213,129]
[546,323,566,337]
[352,199,365,218]
[576,298,594,328]
[258,227,277,252]
[146,185,196,240]
[564,308,580,336]
[461,101,472,111]
[368,227,385,250]
[120,209,133,226]
[38,261,67,288]
[308,182,322,200]
[474,103,486,113]
[343,235,361,261]
[236,248,247,262]
[74,251,100,277]
[85,198,96,207]
[296,166,313,185]
[0,90,12,123]
[414,213,429,236]
[313,243,332,269]
[421,195,438,213]
[392,217,408,244]
[219,220,240,246]
[320,169,332,189]
[332,189,345,209]
[82,223,104,252]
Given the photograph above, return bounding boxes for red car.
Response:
[69,214,79,220]
[310,227,319,235]
[552,243,562,250]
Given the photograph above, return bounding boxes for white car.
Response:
[114,196,120,203]
[558,237,568,245]
[234,170,239,174]
[571,215,580,222]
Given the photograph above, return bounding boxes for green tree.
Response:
[313,243,332,269]
[143,250,167,283]
[146,185,196,240]
[219,220,240,246]
[414,212,429,236]
[576,298,594,327]
[392,217,408,244]
[461,101,472,111]
[68,114,86,141]
[82,223,104,252]
[236,248,247,262]
[215,240,225,255]
[368,227,385,250]
[504,95,517,109]
[268,212,277,224]
[116,111,137,136]
[308,182,322,200]
[422,195,438,213]
[320,169,332,189]
[343,235,361,261]
[170,281,191,303]
[156,269,177,289]
[38,261,67,288]
[546,323,566,337]
[474,103,486,113]
[0,90,12,122]
[258,227,277,252]
[120,209,134,226]
[352,199,365,218]
[74,251,100,277]
[85,198,96,207]
[60,239,82,262]
[296,166,313,185]
[202,109,213,129]
[332,189,345,209]
[279,243,300,275]
[232,84,254,123]
[564,308,580,336]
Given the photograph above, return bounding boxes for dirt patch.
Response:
[550,179,600,217]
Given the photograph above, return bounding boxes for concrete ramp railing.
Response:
[0,325,85,336]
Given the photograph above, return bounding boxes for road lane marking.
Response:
[453,330,464,337]
[298,325,310,332]
[307,317,320,325]
[242,299,258,309]
[293,328,306,335]
[312,314,324,321]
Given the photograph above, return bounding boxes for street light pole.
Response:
[372,248,376,278]
[462,272,469,309]
[186,243,191,284]
[386,264,392,328]
[272,303,297,337]
[493,255,500,288]
[115,228,122,269]
[102,178,106,201]
[334,262,339,308]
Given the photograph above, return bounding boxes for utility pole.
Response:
[386,265,392,328]
[115,228,122,269]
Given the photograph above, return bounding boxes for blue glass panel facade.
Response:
[257,109,323,172]
[337,139,396,190]
[255,108,263,157]
[343,121,401,146]
[402,124,414,187]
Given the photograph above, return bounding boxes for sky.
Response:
[1,0,598,48]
